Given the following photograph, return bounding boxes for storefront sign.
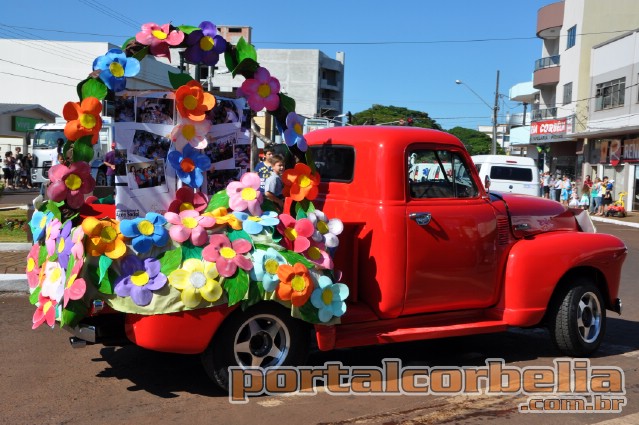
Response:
[11,116,45,132]
[624,138,639,161]
[530,118,567,142]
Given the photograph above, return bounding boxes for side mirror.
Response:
[484,175,491,191]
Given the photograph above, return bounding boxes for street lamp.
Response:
[455,71,500,154]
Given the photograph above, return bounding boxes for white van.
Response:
[471,155,539,196]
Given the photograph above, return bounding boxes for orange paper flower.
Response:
[175,81,215,121]
[282,163,321,202]
[81,217,127,259]
[276,263,314,306]
[62,97,103,144]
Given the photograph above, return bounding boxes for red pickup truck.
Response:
[65,126,626,390]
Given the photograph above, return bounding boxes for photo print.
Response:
[207,168,241,194]
[114,95,135,122]
[204,132,236,165]
[136,96,175,125]
[234,143,250,169]
[131,129,171,161]
[115,149,128,176]
[127,159,166,190]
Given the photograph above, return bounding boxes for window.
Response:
[595,78,626,110]
[310,145,354,182]
[567,25,577,49]
[563,82,573,105]
[489,166,533,182]
[408,150,478,199]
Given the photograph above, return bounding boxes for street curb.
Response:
[0,274,28,293]
[591,215,639,229]
[0,243,33,251]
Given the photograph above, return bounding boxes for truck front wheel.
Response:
[201,302,310,391]
[548,279,606,356]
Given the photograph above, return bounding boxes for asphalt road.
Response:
[1,222,638,425]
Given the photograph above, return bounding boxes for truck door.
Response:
[403,148,502,315]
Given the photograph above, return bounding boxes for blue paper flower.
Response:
[310,275,349,322]
[233,210,279,235]
[120,212,169,254]
[167,144,211,188]
[249,248,287,292]
[184,21,227,66]
[284,112,307,152]
[29,211,53,243]
[92,49,141,92]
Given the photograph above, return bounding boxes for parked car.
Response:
[472,154,540,196]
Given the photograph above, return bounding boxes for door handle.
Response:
[409,212,432,226]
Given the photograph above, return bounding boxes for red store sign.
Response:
[530,118,567,143]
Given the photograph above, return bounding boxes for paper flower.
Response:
[114,256,167,306]
[29,211,53,243]
[233,210,279,235]
[226,172,263,216]
[250,248,287,292]
[168,258,222,308]
[183,21,227,66]
[175,80,215,122]
[308,210,343,248]
[92,48,141,92]
[202,234,253,277]
[304,243,333,270]
[167,187,209,214]
[53,220,74,269]
[71,226,85,261]
[203,207,242,230]
[284,112,307,152]
[63,97,103,143]
[167,144,211,189]
[276,263,314,307]
[26,244,41,290]
[120,212,169,254]
[40,261,65,303]
[47,161,96,209]
[44,218,62,257]
[135,22,184,60]
[81,217,127,259]
[310,275,349,322]
[63,261,86,307]
[276,214,314,253]
[240,67,280,112]
[282,163,320,202]
[32,293,58,329]
[170,117,211,151]
[164,209,215,246]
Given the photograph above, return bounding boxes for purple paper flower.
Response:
[114,256,167,306]
[184,21,227,66]
[54,220,74,269]
[284,112,307,152]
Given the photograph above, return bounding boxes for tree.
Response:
[351,105,442,130]
[447,126,505,155]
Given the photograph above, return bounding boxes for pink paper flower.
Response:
[164,210,215,246]
[167,187,209,214]
[32,293,58,329]
[276,214,314,253]
[71,226,85,261]
[202,234,253,277]
[170,117,211,151]
[240,67,280,112]
[63,260,86,307]
[47,161,96,209]
[303,242,334,270]
[135,23,184,60]
[226,172,263,216]
[26,244,41,290]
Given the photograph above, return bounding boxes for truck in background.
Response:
[471,154,540,196]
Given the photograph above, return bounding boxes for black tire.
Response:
[201,302,310,391]
[548,279,606,356]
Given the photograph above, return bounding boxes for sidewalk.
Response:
[1,212,638,293]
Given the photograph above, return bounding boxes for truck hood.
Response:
[493,192,582,237]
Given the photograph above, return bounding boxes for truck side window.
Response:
[408,150,478,199]
[310,145,355,182]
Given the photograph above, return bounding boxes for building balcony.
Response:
[533,61,560,89]
[319,99,341,112]
[537,1,564,39]
[531,107,557,121]
[320,79,341,91]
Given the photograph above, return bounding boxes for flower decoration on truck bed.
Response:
[27,19,349,331]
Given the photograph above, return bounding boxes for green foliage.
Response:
[73,136,94,163]
[223,269,249,306]
[351,105,442,130]
[204,190,230,212]
[81,79,108,101]
[168,72,194,90]
[446,126,505,155]
[159,247,183,276]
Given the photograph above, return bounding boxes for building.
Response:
[0,104,58,154]
[507,81,538,159]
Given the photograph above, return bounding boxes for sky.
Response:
[1,0,553,130]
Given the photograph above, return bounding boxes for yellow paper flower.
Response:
[203,207,243,230]
[168,259,222,308]
[81,217,127,259]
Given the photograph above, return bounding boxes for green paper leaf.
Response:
[46,202,62,222]
[65,255,76,281]
[279,93,296,115]
[168,72,194,90]
[231,58,260,78]
[38,245,47,266]
[261,198,279,213]
[181,241,204,261]
[297,298,321,324]
[278,250,314,269]
[228,229,252,244]
[73,136,94,163]
[177,25,200,35]
[295,200,316,220]
[29,286,41,305]
[81,79,108,101]
[121,36,135,50]
[242,280,265,311]
[204,190,230,212]
[224,48,239,75]
[223,269,250,306]
[159,246,183,276]
[60,300,89,328]
[98,255,113,284]
[236,37,257,63]
[98,269,114,295]
[132,46,149,62]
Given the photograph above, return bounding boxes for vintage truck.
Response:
[63,126,626,390]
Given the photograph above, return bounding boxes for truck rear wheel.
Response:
[201,302,310,391]
[548,279,606,356]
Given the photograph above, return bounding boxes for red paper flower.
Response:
[62,97,103,144]
[167,187,209,214]
[47,162,96,209]
[282,163,321,202]
[175,81,215,122]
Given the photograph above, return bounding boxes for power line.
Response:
[76,0,141,30]
[0,58,79,81]
[0,71,76,87]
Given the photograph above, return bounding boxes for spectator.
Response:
[264,154,285,212]
[254,146,275,192]
[103,143,117,186]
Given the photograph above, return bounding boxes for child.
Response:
[568,183,579,208]
[264,154,285,211]
[579,184,590,210]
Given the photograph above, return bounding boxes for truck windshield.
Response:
[34,130,67,149]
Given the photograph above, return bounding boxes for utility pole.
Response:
[492,70,500,155]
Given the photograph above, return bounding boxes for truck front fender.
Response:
[500,232,626,327]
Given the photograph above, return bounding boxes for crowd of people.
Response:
[2,147,33,190]
[540,172,616,216]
